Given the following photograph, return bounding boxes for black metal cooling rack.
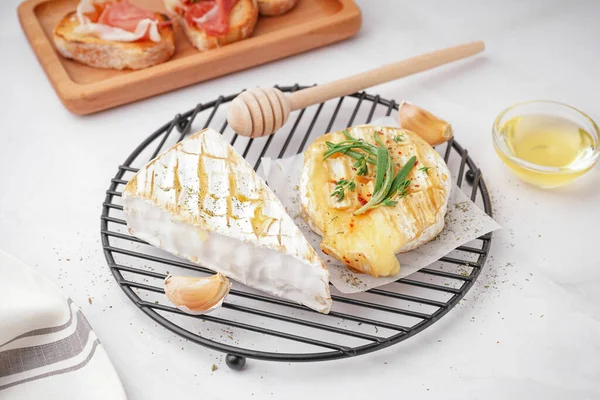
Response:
[101,85,493,370]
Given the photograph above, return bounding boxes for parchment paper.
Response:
[260,117,501,293]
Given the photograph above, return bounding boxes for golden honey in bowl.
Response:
[493,101,600,188]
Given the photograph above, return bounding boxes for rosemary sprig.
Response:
[323,130,417,214]
[324,142,377,165]
[342,129,356,141]
[419,166,432,175]
[323,130,378,173]
[387,156,417,200]
[355,155,417,215]
[324,143,377,161]
[331,179,356,201]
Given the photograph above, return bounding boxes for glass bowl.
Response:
[492,100,600,188]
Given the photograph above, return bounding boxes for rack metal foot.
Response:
[226,354,246,371]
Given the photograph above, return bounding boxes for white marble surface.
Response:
[2,0,600,398]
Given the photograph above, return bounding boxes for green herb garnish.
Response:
[331,179,356,201]
[388,157,417,200]
[419,166,432,175]
[324,142,377,165]
[324,130,417,213]
[352,155,369,176]
[394,134,405,142]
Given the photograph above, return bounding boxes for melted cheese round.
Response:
[123,128,332,313]
[300,125,451,278]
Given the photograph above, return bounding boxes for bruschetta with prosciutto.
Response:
[164,0,258,52]
[257,0,298,16]
[53,0,175,70]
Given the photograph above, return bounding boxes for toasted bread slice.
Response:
[53,12,175,70]
[177,0,258,52]
[257,0,298,16]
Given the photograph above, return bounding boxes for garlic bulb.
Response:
[398,101,453,146]
[164,273,231,315]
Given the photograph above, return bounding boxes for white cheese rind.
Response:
[300,125,452,276]
[123,128,332,313]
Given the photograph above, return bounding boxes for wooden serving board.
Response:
[17,0,361,115]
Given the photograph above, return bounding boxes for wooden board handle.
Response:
[287,40,485,111]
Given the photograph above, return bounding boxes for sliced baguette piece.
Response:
[177,0,259,52]
[257,0,298,16]
[53,12,175,70]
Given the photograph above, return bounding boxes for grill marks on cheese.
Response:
[122,129,331,313]
[125,129,319,264]
[302,127,450,277]
[75,0,163,42]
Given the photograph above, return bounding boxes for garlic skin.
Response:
[164,273,231,315]
[398,101,453,146]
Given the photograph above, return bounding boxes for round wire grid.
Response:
[101,85,493,366]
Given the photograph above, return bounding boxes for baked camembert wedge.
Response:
[301,126,451,278]
[53,0,175,70]
[123,128,332,313]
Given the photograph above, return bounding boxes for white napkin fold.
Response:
[0,250,127,400]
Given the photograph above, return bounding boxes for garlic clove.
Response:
[398,101,453,146]
[164,273,231,315]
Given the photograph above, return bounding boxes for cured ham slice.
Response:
[184,0,238,36]
[162,0,257,52]
[74,0,162,42]
[97,1,156,32]
[122,128,332,313]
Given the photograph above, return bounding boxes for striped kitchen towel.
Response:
[0,250,127,399]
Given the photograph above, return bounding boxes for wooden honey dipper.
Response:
[227,40,485,138]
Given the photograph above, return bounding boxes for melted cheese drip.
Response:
[301,126,451,278]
